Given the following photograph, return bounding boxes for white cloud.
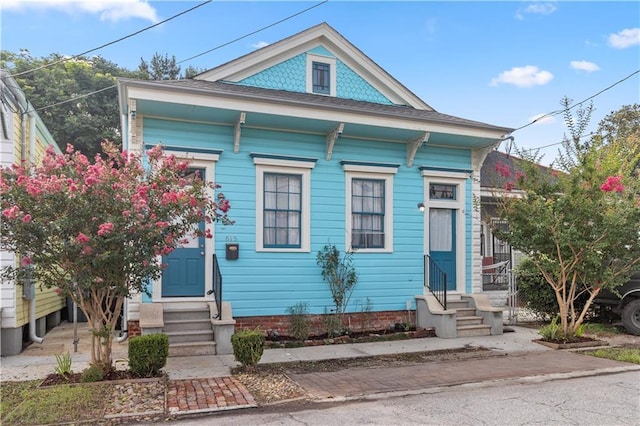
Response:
[515,1,558,20]
[608,28,640,49]
[490,66,554,88]
[251,41,270,49]
[570,60,600,72]
[2,0,158,23]
[528,113,556,125]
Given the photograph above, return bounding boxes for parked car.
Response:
[594,271,640,335]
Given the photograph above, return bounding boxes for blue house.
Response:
[117,23,513,354]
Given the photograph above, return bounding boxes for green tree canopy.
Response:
[1,50,137,158]
[492,99,640,337]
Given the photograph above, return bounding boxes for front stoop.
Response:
[164,307,215,357]
[415,294,503,338]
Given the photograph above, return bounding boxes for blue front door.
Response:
[429,208,456,291]
[161,168,206,297]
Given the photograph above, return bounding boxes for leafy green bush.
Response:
[539,317,563,341]
[286,302,311,341]
[516,259,591,321]
[128,333,169,377]
[231,329,265,370]
[515,259,558,320]
[81,365,104,383]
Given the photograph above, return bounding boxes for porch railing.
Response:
[211,254,222,319]
[424,254,447,310]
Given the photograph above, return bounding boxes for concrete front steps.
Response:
[447,300,492,337]
[163,306,216,357]
[415,293,504,339]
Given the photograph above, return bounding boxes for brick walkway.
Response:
[166,377,257,414]
[288,350,636,400]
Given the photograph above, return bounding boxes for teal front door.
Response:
[429,208,456,291]
[161,168,206,297]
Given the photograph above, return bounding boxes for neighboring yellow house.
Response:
[1,69,65,356]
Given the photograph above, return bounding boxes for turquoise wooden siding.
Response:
[238,54,307,92]
[142,118,474,317]
[335,61,394,105]
[237,50,394,105]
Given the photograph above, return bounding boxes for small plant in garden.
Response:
[231,329,265,370]
[316,244,358,332]
[356,297,374,331]
[539,317,563,341]
[128,333,169,377]
[81,365,105,383]
[322,307,344,338]
[54,353,73,378]
[286,302,311,341]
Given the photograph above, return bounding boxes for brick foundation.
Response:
[128,320,141,337]
[235,310,415,337]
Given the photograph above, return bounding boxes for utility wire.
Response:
[178,0,328,64]
[21,1,328,115]
[510,68,640,133]
[10,1,213,78]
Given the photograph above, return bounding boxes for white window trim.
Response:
[344,164,397,253]
[154,154,219,301]
[306,53,336,97]
[254,157,314,252]
[421,171,467,292]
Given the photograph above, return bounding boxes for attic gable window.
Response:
[312,62,330,94]
[306,53,336,96]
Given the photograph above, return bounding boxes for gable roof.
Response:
[481,150,558,189]
[195,22,432,110]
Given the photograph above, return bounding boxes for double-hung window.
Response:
[351,178,385,249]
[263,173,302,248]
[343,162,398,253]
[253,154,316,252]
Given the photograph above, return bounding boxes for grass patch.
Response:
[0,381,39,420]
[581,323,623,337]
[583,347,640,365]
[2,382,112,425]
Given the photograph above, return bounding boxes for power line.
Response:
[23,1,328,115]
[510,68,640,133]
[10,1,213,78]
[178,1,329,65]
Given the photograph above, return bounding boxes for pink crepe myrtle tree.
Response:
[0,141,232,368]
[490,101,640,338]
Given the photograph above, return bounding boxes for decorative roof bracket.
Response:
[325,122,344,161]
[406,132,430,167]
[233,112,246,154]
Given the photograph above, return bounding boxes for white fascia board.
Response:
[125,85,505,140]
[197,24,429,110]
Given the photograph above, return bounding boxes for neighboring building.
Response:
[0,69,65,356]
[117,23,513,349]
[479,150,557,308]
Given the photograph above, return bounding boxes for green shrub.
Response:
[231,329,265,370]
[515,259,558,320]
[516,259,592,320]
[286,302,311,341]
[539,317,563,341]
[81,365,104,383]
[128,333,169,377]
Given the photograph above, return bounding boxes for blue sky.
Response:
[2,1,639,166]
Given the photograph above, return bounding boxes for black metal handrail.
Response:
[212,254,222,319]
[424,254,447,310]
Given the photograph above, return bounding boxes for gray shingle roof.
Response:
[122,77,513,134]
